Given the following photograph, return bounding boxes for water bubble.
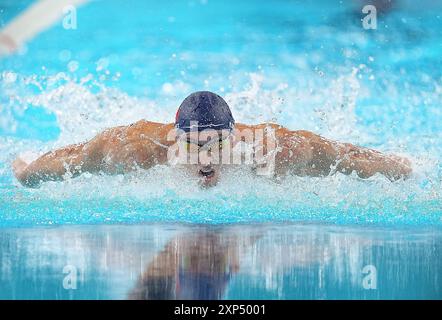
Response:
[231,57,240,65]
[3,71,17,83]
[67,60,79,72]
[96,58,109,72]
[162,82,174,94]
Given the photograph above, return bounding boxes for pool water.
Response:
[0,223,440,300]
[0,0,441,299]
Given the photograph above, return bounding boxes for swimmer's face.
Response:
[180,130,232,187]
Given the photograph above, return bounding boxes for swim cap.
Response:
[175,91,235,132]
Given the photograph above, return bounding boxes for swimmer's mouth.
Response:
[199,168,215,178]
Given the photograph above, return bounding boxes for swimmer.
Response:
[12,91,412,188]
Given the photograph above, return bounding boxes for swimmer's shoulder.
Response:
[235,122,286,132]
[94,120,174,146]
[124,120,175,139]
[291,130,317,140]
[128,119,174,131]
[236,123,313,137]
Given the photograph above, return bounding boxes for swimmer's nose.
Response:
[199,152,213,166]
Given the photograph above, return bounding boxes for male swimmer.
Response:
[12,91,412,188]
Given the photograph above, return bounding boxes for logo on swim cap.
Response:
[175,91,235,132]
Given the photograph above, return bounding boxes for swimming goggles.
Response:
[183,133,232,152]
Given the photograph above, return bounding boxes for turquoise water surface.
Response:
[0,224,440,300]
[0,0,441,299]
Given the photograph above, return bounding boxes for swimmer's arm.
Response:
[12,137,103,188]
[13,122,166,187]
[307,132,412,181]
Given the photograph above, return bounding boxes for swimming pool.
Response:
[0,0,441,299]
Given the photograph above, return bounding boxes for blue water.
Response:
[0,0,441,299]
[0,224,440,300]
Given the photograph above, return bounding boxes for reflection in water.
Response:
[129,229,252,299]
[0,223,441,299]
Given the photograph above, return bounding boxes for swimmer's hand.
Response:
[336,148,413,181]
[385,154,413,181]
[12,157,29,184]
[12,142,95,188]
[12,156,46,188]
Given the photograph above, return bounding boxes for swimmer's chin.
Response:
[198,177,218,188]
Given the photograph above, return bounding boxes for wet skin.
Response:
[12,120,412,188]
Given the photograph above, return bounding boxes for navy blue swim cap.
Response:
[175,91,235,133]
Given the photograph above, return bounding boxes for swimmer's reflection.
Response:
[127,226,382,300]
[355,0,396,13]
[128,229,258,300]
